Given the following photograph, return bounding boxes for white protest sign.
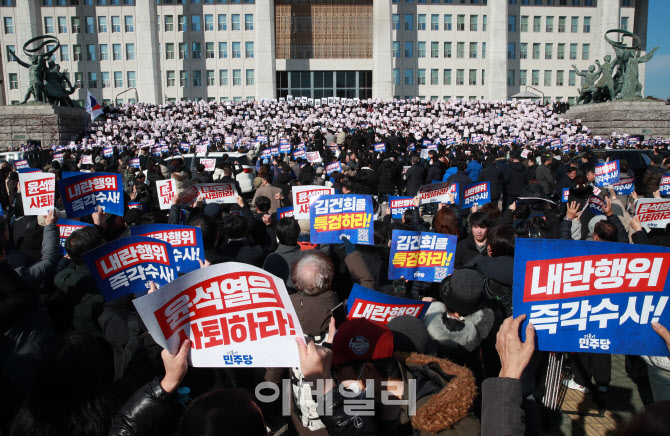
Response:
[306,151,322,163]
[133,263,304,367]
[635,198,670,230]
[179,183,239,206]
[81,155,92,165]
[156,179,178,210]
[19,172,56,215]
[418,182,456,205]
[200,158,216,172]
[291,185,334,219]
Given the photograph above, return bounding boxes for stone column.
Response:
[372,0,392,100]
[487,0,508,100]
[255,0,277,99]
[595,0,621,61]
[135,0,162,103]
[633,0,649,96]
[14,1,41,100]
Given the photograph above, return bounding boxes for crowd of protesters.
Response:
[1,98,670,436]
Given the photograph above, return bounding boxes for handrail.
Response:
[115,87,138,104]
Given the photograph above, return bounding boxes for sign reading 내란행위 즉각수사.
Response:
[58,172,124,218]
[130,224,205,274]
[594,160,620,187]
[513,238,670,356]
[389,196,415,219]
[132,262,304,368]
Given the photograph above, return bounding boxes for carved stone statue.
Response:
[9,35,81,108]
[593,55,617,102]
[616,47,659,100]
[573,64,601,105]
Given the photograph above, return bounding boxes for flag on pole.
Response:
[86,90,104,121]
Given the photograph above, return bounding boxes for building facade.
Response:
[0,0,648,105]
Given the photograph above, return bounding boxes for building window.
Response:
[545,43,552,59]
[519,70,527,86]
[232,42,240,58]
[482,70,486,85]
[218,42,227,58]
[166,43,175,59]
[231,14,240,31]
[245,41,254,58]
[404,41,413,58]
[443,69,451,85]
[582,43,590,60]
[74,73,83,88]
[206,42,214,58]
[9,73,18,90]
[521,15,528,32]
[444,42,452,58]
[125,16,134,32]
[444,14,452,31]
[620,17,628,31]
[233,69,241,86]
[431,69,438,85]
[457,14,465,31]
[570,43,577,60]
[127,71,135,88]
[457,42,464,58]
[192,42,201,59]
[245,14,253,30]
[431,14,439,31]
[125,43,135,60]
[583,16,591,33]
[178,15,186,32]
[98,44,108,60]
[470,15,477,31]
[102,72,110,88]
[456,69,464,85]
[393,69,399,85]
[204,14,214,31]
[180,70,188,87]
[392,41,400,58]
[58,17,67,33]
[219,69,228,86]
[405,14,413,31]
[392,14,399,31]
[73,45,81,61]
[532,70,539,86]
[87,44,97,61]
[60,45,69,61]
[112,44,121,60]
[88,72,97,88]
[167,70,175,87]
[520,43,528,59]
[193,70,202,87]
[558,16,566,32]
[508,15,516,32]
[532,43,540,59]
[179,42,187,59]
[71,17,80,33]
[483,15,487,31]
[569,70,576,86]
[246,69,254,86]
[111,16,120,33]
[556,70,564,86]
[469,69,477,85]
[165,15,173,31]
[557,43,565,60]
[533,16,540,32]
[218,14,227,31]
[192,15,201,32]
[571,16,578,33]
[431,41,439,58]
[114,71,123,87]
[544,70,552,86]
[417,69,426,85]
[404,69,413,85]
[508,43,515,59]
[98,16,107,33]
[418,14,426,30]
[45,17,54,34]
[470,42,477,58]
[482,42,486,59]
[418,41,425,58]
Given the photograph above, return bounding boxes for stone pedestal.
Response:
[564,101,670,139]
[0,104,87,150]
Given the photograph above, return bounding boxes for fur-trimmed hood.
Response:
[395,352,479,434]
[423,301,495,353]
[170,170,188,181]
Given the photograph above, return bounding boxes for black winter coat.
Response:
[506,162,529,199]
[355,168,378,195]
[377,159,400,194]
[425,162,445,184]
[478,165,502,200]
[405,164,427,197]
[447,170,473,205]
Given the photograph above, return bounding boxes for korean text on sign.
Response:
[418,182,459,206]
[346,284,431,325]
[58,172,124,218]
[389,196,415,219]
[513,238,670,356]
[613,177,636,196]
[310,194,373,244]
[594,160,620,187]
[635,198,670,230]
[56,218,93,255]
[131,224,205,274]
[82,236,177,302]
[132,263,304,367]
[156,179,178,210]
[463,181,491,208]
[659,173,670,196]
[291,185,334,220]
[277,206,294,220]
[389,230,457,283]
[197,183,238,204]
[19,172,55,216]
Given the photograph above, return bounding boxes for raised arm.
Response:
[8,49,31,69]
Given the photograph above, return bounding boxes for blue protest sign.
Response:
[56,218,93,255]
[128,202,146,212]
[61,171,85,179]
[58,172,124,218]
[550,139,561,149]
[463,181,491,208]
[82,236,177,302]
[293,149,306,160]
[325,161,342,175]
[277,206,294,220]
[594,160,620,187]
[260,149,272,159]
[562,188,570,203]
[129,158,141,169]
[131,224,204,274]
[310,194,373,244]
[389,196,415,219]
[374,143,386,152]
[16,168,41,174]
[103,147,113,158]
[14,159,29,169]
[345,284,431,325]
[588,195,606,215]
[279,143,291,154]
[613,177,636,196]
[513,238,670,356]
[270,147,280,156]
[660,174,670,196]
[389,230,457,282]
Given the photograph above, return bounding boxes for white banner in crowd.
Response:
[200,158,216,172]
[133,263,304,367]
[418,181,457,205]
[635,198,670,230]
[19,172,56,215]
[156,179,178,210]
[178,183,239,206]
[291,185,334,220]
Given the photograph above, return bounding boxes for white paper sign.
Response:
[19,172,55,216]
[81,155,93,165]
[178,183,239,205]
[306,151,322,164]
[418,181,456,205]
[156,179,178,210]
[635,198,670,230]
[200,158,216,172]
[133,263,304,367]
[291,185,334,219]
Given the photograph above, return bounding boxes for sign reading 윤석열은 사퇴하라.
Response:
[513,238,670,356]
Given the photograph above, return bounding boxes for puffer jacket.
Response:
[320,352,480,435]
[377,159,400,194]
[641,165,664,194]
[506,161,529,199]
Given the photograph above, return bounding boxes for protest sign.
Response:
[374,143,386,152]
[562,188,570,203]
[179,183,238,205]
[81,155,92,165]
[389,196,415,219]
[14,159,29,169]
[291,185,334,220]
[310,194,373,244]
[260,149,272,159]
[56,218,93,255]
[103,147,113,158]
[132,263,304,367]
[293,149,306,160]
[660,174,670,196]
[419,149,429,160]
[613,177,636,196]
[131,224,204,274]
[200,158,216,172]
[269,147,280,156]
[156,179,178,210]
[128,202,146,212]
[635,198,670,230]
[418,181,458,206]
[594,160,620,187]
[82,236,177,302]
[325,161,342,175]
[279,143,291,154]
[53,153,64,162]
[277,206,294,219]
[587,195,607,215]
[463,181,491,208]
[59,172,124,218]
[402,166,410,175]
[195,144,208,155]
[513,238,670,356]
[389,230,457,282]
[306,151,322,163]
[346,284,431,324]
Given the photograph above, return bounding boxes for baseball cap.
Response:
[331,318,394,367]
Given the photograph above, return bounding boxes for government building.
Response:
[0,0,649,105]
